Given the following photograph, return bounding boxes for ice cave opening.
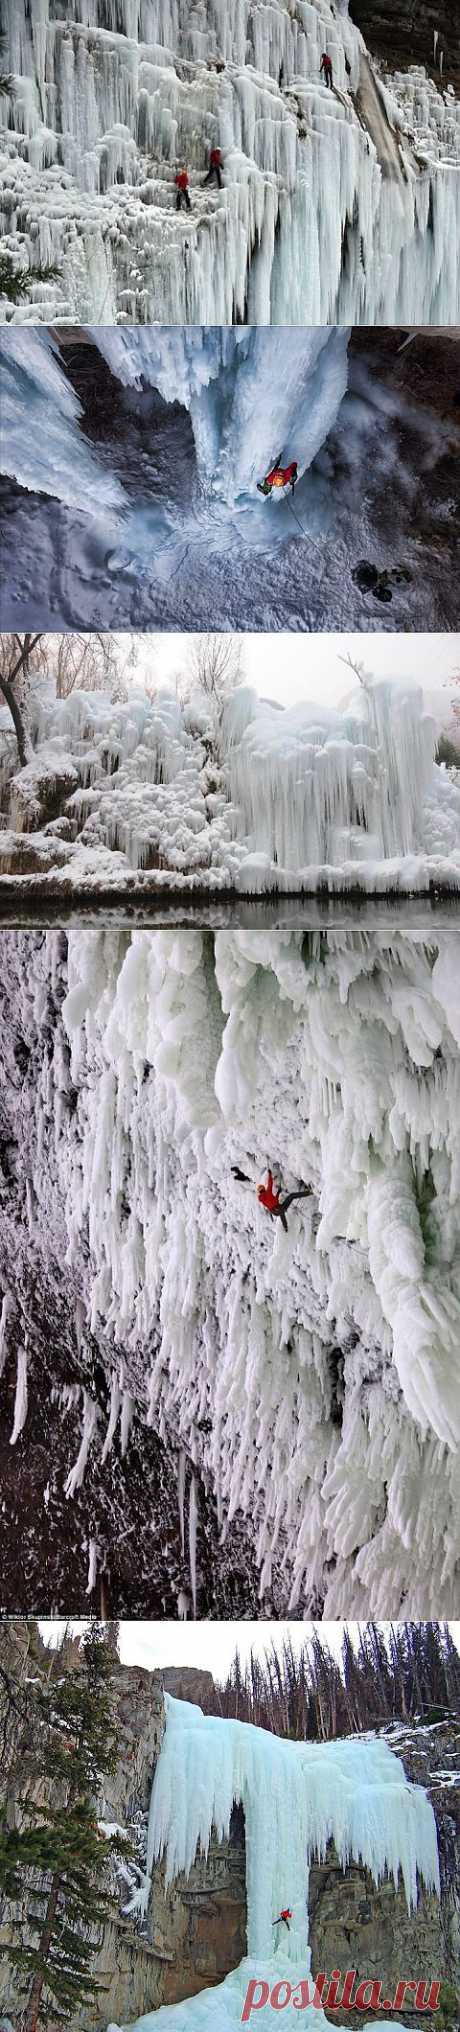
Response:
[108,1691,440,2028]
[1,0,460,325]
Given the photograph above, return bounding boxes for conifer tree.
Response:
[0,1623,132,2032]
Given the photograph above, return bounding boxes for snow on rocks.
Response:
[1,1,460,325]
[108,1691,439,2028]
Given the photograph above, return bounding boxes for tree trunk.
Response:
[20,1874,61,2032]
[0,635,43,768]
[0,675,28,770]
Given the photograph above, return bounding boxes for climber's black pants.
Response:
[324,71,333,88]
[205,165,223,187]
[272,1189,310,1234]
[176,188,191,211]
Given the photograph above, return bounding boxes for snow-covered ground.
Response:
[1,665,460,896]
[1,1,460,325]
[107,1692,439,2028]
[2,926,460,1617]
[1,325,460,635]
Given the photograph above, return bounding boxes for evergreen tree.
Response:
[0,1624,133,2032]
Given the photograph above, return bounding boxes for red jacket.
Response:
[257,1170,281,1213]
[320,54,332,73]
[176,169,189,190]
[266,461,297,487]
[210,147,222,166]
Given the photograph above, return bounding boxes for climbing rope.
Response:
[286,490,323,558]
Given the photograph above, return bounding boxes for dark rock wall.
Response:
[349,1,460,83]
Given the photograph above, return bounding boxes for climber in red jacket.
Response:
[205,145,224,188]
[273,1909,292,1930]
[175,167,191,212]
[257,455,299,498]
[320,52,333,89]
[256,1171,311,1234]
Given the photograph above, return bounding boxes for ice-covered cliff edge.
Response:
[1,0,460,325]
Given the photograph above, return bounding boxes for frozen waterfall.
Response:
[115,1691,439,2027]
[92,323,349,498]
[1,0,460,325]
[0,322,348,531]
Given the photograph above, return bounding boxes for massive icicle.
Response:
[112,1691,439,2027]
[1,1,460,325]
[0,327,124,514]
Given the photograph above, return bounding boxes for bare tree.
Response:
[0,634,146,772]
[447,669,460,725]
[51,632,140,702]
[337,650,372,692]
[180,634,245,706]
[0,634,45,767]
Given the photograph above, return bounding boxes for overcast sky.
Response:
[40,1620,460,1678]
[127,631,459,711]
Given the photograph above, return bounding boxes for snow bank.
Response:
[1,1,459,325]
[109,1691,439,2027]
[47,926,460,1616]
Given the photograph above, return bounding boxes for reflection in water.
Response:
[1,898,460,929]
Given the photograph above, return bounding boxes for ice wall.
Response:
[1,0,459,325]
[222,678,436,866]
[36,927,459,1618]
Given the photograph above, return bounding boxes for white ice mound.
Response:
[1,0,460,325]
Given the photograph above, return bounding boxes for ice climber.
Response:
[204,145,224,188]
[273,1909,292,1931]
[175,167,191,212]
[320,52,333,88]
[256,1170,311,1233]
[257,455,299,498]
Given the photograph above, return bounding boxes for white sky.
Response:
[39,1620,460,1678]
[129,632,460,711]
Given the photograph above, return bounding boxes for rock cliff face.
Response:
[349,2,460,84]
[0,1630,458,2029]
